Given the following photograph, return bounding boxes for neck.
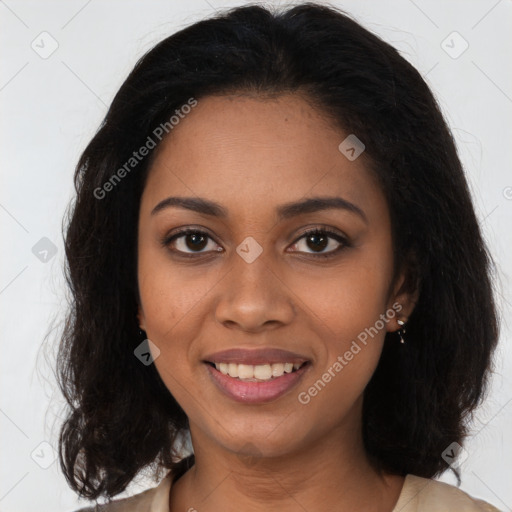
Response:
[170,401,404,512]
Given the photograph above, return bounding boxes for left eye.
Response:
[289,228,347,257]
[163,227,348,258]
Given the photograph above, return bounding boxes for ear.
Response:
[386,268,419,333]
[137,304,146,331]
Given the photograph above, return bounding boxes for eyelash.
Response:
[161,225,350,260]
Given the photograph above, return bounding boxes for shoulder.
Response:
[70,471,173,512]
[69,487,155,512]
[393,474,503,512]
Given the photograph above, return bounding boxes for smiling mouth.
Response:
[205,361,309,382]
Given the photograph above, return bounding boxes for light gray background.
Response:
[1,0,511,510]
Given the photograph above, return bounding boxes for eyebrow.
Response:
[151,195,368,224]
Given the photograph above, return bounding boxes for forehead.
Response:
[141,93,384,220]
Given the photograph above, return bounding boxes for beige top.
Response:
[74,472,502,511]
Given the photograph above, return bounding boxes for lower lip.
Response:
[205,363,310,404]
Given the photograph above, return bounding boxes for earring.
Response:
[397,319,406,344]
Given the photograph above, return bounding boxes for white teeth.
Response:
[253,364,272,380]
[238,364,253,379]
[228,363,239,378]
[272,363,284,377]
[213,362,304,381]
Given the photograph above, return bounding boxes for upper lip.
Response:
[203,348,310,365]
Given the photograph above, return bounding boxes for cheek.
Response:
[138,266,210,409]
[137,247,223,400]
[293,263,392,420]
[292,255,393,341]
[137,240,215,337]
[292,240,393,402]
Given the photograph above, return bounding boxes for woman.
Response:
[58,3,501,511]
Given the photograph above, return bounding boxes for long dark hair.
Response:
[56,2,499,501]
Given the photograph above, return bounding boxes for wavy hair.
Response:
[56,2,499,501]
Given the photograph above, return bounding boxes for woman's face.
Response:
[137,93,411,459]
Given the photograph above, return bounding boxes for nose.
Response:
[214,250,296,333]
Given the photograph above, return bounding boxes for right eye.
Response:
[162,228,223,258]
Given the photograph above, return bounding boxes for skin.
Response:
[137,93,417,512]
